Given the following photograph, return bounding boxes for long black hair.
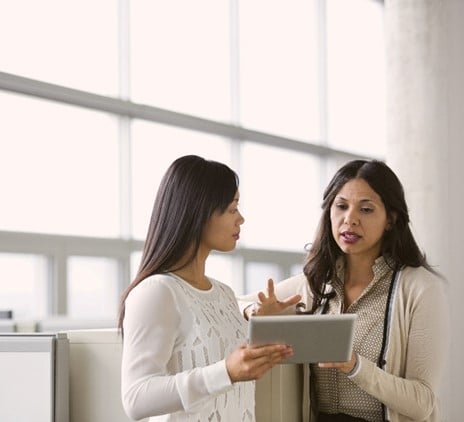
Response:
[118,155,239,333]
[303,159,433,312]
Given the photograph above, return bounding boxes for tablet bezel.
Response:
[247,313,357,364]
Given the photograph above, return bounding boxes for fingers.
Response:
[257,279,276,303]
[227,344,293,382]
[318,353,356,374]
[267,278,275,297]
[318,361,349,373]
[282,294,302,307]
[255,279,302,315]
[257,291,267,303]
[252,344,293,369]
[246,344,293,377]
[318,361,338,368]
[248,343,292,359]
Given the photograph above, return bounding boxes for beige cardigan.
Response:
[238,266,449,422]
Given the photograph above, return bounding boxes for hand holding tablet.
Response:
[247,313,357,364]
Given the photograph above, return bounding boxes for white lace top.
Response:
[121,273,255,422]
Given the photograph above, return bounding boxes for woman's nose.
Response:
[238,212,245,225]
[344,210,359,226]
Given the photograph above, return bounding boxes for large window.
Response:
[0,92,119,237]
[238,0,321,141]
[0,0,385,324]
[131,121,233,239]
[130,0,231,122]
[0,0,118,96]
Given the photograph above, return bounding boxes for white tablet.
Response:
[248,313,357,364]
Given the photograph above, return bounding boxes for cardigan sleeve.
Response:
[121,278,233,420]
[348,272,450,420]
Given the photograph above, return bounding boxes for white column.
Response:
[385,1,464,419]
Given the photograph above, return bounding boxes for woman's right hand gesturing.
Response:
[225,342,293,382]
[244,278,302,319]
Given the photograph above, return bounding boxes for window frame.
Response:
[0,0,381,317]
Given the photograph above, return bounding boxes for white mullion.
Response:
[316,0,328,144]
[118,0,133,294]
[118,117,132,240]
[230,0,240,126]
[315,0,331,201]
[229,0,242,177]
[118,0,131,101]
[117,0,132,239]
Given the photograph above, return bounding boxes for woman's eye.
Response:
[361,207,373,213]
[336,203,347,210]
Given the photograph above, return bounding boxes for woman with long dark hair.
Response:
[240,159,449,422]
[119,155,293,421]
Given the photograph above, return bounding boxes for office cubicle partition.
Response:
[66,328,148,422]
[0,309,15,332]
[0,333,69,422]
[0,320,15,332]
[0,330,300,422]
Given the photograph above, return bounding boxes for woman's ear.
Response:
[386,212,397,230]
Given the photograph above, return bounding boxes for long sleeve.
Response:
[349,271,450,421]
[121,277,233,421]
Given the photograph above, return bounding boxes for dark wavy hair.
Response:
[303,159,433,312]
[118,155,239,334]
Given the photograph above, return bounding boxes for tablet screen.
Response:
[248,313,357,364]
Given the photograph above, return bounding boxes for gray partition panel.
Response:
[0,333,69,422]
[0,320,15,332]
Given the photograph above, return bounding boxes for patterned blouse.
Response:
[312,257,395,422]
[121,273,255,422]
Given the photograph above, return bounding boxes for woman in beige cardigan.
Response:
[240,159,449,422]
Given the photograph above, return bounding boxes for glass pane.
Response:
[0,253,48,319]
[0,92,120,237]
[131,120,233,239]
[129,251,237,290]
[291,263,304,277]
[0,0,118,95]
[239,0,320,141]
[240,142,321,251]
[326,0,386,156]
[131,0,231,122]
[67,256,119,319]
[130,252,238,292]
[130,251,143,282]
[245,262,283,294]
